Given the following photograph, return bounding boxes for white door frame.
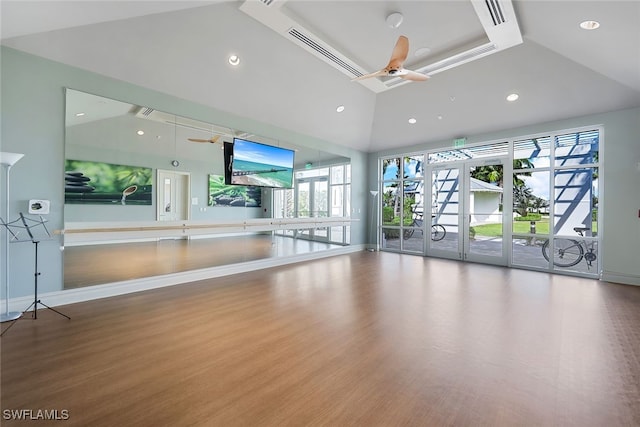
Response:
[156,169,191,222]
[425,157,510,266]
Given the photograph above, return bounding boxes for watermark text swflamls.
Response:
[3,409,70,421]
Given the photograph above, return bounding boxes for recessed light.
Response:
[579,20,600,30]
[228,54,240,66]
[414,47,431,57]
[408,118,417,124]
[137,130,145,136]
[506,93,519,102]
[336,105,345,113]
[75,112,85,117]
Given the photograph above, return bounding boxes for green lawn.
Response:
[473,219,597,237]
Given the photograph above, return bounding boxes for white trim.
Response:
[2,245,366,313]
[601,271,640,286]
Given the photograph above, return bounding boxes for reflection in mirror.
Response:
[63,89,351,289]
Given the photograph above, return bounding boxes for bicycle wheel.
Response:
[431,224,446,241]
[403,228,415,240]
[541,238,584,267]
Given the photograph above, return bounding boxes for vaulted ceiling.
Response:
[2,0,639,153]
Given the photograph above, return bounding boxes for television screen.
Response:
[229,138,295,188]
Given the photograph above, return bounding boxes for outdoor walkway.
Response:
[382,231,597,275]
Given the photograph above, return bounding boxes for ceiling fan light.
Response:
[386,12,403,29]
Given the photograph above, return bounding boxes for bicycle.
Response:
[541,226,597,268]
[403,212,446,241]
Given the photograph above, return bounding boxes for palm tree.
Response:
[470,159,534,187]
[513,185,533,217]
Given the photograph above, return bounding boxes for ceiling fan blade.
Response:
[188,136,220,143]
[401,69,430,82]
[352,69,388,81]
[387,35,409,69]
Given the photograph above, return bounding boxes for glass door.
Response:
[426,160,508,266]
[464,159,508,265]
[295,177,328,241]
[312,178,328,240]
[428,166,462,259]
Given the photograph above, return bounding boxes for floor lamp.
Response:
[369,190,379,251]
[1,152,24,323]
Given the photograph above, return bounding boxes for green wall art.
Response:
[208,174,261,207]
[65,159,153,205]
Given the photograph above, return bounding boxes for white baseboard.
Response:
[2,245,365,313]
[601,271,640,286]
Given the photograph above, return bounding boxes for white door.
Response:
[427,165,462,260]
[426,159,508,266]
[463,159,508,266]
[157,170,191,221]
[295,177,329,241]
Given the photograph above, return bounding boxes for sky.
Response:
[233,139,294,168]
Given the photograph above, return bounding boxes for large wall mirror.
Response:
[63,89,351,289]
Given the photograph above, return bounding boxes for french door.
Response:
[427,158,508,266]
[295,176,328,241]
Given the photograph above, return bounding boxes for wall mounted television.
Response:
[225,138,295,188]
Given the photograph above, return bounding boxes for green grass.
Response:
[473,218,597,237]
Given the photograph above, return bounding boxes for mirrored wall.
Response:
[63,89,351,289]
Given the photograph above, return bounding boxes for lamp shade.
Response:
[0,152,24,166]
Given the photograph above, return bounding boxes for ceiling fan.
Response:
[187,135,221,144]
[353,36,429,82]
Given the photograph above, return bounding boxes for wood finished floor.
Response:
[3,252,640,426]
[64,235,342,289]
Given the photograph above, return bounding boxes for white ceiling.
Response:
[2,0,639,153]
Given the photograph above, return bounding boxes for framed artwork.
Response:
[208,174,261,207]
[65,159,153,205]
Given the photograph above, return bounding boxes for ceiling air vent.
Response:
[140,107,154,116]
[485,0,506,25]
[421,43,496,75]
[288,28,364,78]
[129,105,154,117]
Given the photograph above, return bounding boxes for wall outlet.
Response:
[28,199,50,214]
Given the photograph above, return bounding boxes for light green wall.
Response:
[368,107,640,284]
[0,46,368,298]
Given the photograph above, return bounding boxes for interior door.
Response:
[157,170,191,222]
